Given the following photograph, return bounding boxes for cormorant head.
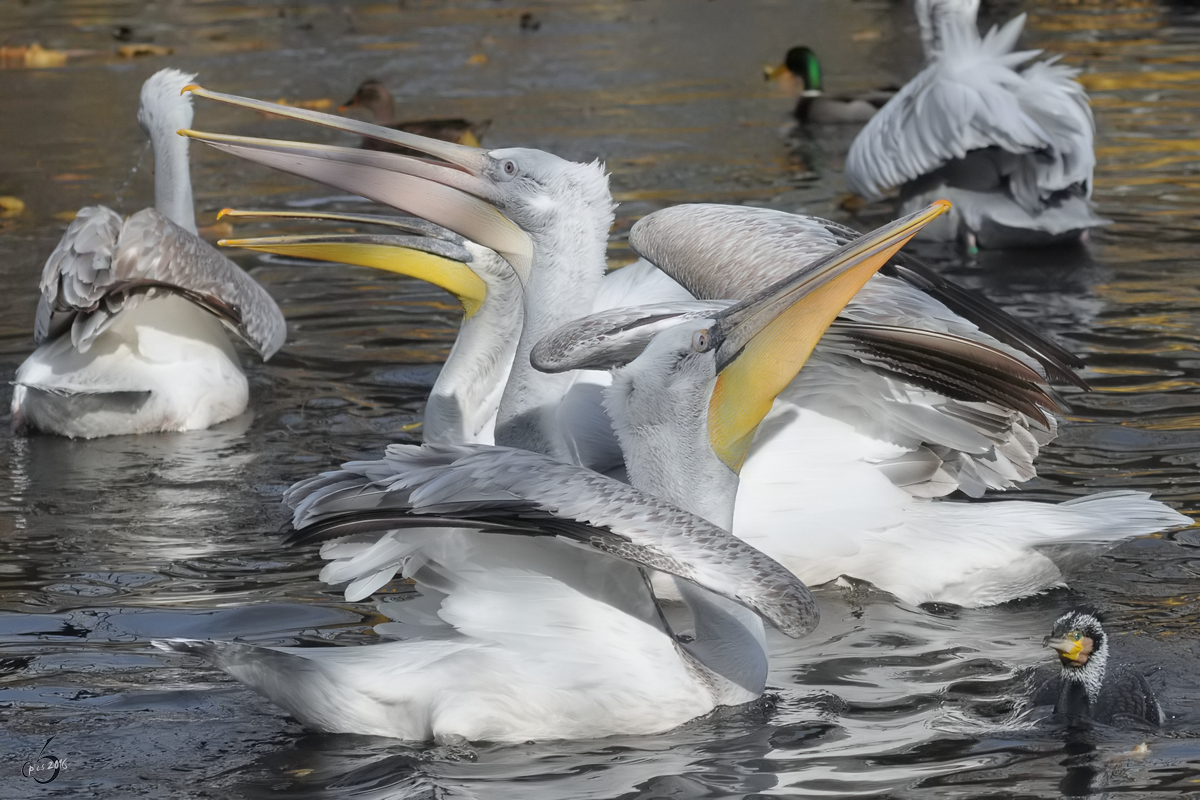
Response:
[1045,608,1106,672]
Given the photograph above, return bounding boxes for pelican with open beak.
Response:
[155,202,943,742]
[218,209,520,445]
[178,87,1188,607]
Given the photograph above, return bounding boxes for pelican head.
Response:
[178,86,614,284]
[534,201,949,501]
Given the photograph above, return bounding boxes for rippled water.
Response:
[2,1,1200,797]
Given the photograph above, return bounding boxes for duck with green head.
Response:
[766,46,896,124]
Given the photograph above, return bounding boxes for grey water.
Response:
[2,0,1200,796]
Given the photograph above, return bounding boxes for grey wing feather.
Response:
[36,206,123,344]
[630,205,841,300]
[38,206,286,358]
[285,443,819,639]
[846,14,1094,206]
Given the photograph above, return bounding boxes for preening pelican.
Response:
[845,0,1106,248]
[340,79,489,152]
[765,47,897,124]
[154,205,947,741]
[178,87,1188,606]
[12,70,285,438]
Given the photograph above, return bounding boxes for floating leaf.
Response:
[117,43,173,58]
[0,196,25,217]
[852,29,882,42]
[466,53,488,66]
[0,43,68,68]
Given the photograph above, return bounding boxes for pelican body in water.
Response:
[153,204,949,741]
[177,86,1188,607]
[12,70,285,438]
[846,0,1106,249]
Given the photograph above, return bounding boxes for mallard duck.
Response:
[767,46,896,124]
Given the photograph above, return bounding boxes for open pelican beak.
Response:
[218,209,488,318]
[707,201,950,471]
[179,85,533,281]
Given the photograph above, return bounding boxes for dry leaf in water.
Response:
[0,196,25,217]
[118,43,173,58]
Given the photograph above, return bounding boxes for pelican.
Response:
[177,87,1188,606]
[765,46,897,124]
[153,204,947,741]
[12,70,285,439]
[845,0,1106,249]
[340,79,489,152]
[217,209,519,445]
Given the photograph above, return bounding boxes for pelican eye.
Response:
[692,329,712,352]
[499,159,520,180]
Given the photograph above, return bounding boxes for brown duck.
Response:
[340,80,489,154]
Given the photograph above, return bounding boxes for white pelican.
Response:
[153,205,949,741]
[845,0,1106,249]
[11,70,286,439]
[217,209,519,445]
[176,88,1188,606]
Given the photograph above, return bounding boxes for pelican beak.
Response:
[178,85,533,281]
[218,209,488,318]
[707,201,950,471]
[1045,634,1091,667]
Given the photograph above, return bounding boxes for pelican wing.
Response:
[845,14,1092,203]
[285,443,819,639]
[630,205,1083,387]
[37,206,286,358]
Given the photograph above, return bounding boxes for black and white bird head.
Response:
[1045,608,1108,681]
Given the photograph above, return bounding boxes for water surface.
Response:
[2,1,1200,797]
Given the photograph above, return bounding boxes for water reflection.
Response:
[2,0,1200,796]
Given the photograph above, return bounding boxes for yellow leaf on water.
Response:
[54,210,80,221]
[117,43,173,58]
[0,196,25,216]
[466,53,488,66]
[0,44,68,68]
[24,43,68,68]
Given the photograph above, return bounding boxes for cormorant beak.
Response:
[217,209,488,318]
[1046,635,1092,666]
[177,85,533,282]
[706,200,950,471]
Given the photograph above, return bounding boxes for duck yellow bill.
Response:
[219,212,487,318]
[178,85,533,280]
[709,200,950,472]
[763,62,790,81]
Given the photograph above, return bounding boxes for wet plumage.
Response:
[1044,608,1164,728]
